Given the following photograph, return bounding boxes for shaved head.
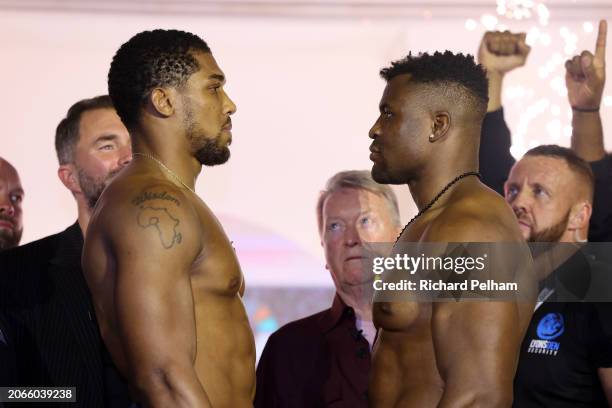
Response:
[0,157,24,251]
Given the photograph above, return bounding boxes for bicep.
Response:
[433,302,520,404]
[108,202,201,377]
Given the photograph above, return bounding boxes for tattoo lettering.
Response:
[136,206,183,249]
[132,191,180,207]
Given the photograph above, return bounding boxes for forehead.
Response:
[189,52,224,83]
[381,74,419,104]
[78,108,126,140]
[0,160,21,187]
[323,188,390,218]
[509,155,572,186]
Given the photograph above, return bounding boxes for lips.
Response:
[0,219,15,231]
[345,255,366,262]
[517,219,532,232]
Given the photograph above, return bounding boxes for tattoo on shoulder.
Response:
[131,191,181,207]
[136,206,183,249]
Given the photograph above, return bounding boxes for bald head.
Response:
[0,157,24,251]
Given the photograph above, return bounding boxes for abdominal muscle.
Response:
[193,290,256,408]
[370,301,443,408]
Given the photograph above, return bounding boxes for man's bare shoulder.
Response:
[424,187,522,243]
[92,179,200,249]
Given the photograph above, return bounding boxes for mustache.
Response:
[0,214,15,228]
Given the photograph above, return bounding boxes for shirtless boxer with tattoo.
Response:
[82,30,254,408]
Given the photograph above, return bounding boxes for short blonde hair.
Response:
[316,170,401,235]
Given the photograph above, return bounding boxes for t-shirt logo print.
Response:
[537,313,565,340]
[527,313,564,356]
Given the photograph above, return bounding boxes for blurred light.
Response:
[563,126,573,137]
[560,26,570,38]
[583,22,594,33]
[604,96,612,107]
[497,5,507,15]
[551,105,561,116]
[546,119,561,140]
[564,44,577,55]
[465,19,478,31]
[537,3,549,19]
[506,86,526,99]
[526,26,540,46]
[510,144,527,159]
[538,67,548,78]
[552,52,563,64]
[540,33,551,46]
[550,76,564,92]
[481,14,498,30]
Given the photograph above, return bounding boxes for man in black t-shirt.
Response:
[479,21,612,406]
[513,251,612,407]
[500,21,612,406]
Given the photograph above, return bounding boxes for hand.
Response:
[566,20,607,110]
[478,31,531,77]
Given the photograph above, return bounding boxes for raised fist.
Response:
[478,31,531,76]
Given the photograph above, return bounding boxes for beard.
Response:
[183,98,230,167]
[528,211,570,242]
[77,167,120,210]
[0,222,22,251]
[194,138,230,166]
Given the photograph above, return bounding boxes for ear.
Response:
[57,164,82,194]
[149,87,176,118]
[429,111,451,143]
[567,201,592,231]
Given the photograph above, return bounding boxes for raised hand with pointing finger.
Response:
[566,20,607,111]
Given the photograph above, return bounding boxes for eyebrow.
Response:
[93,134,118,144]
[11,187,24,196]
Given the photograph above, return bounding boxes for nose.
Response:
[223,90,237,116]
[344,225,362,247]
[369,118,381,140]
[120,144,132,167]
[509,189,531,216]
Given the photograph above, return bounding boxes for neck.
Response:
[408,128,480,211]
[76,197,92,237]
[132,130,201,192]
[408,167,478,211]
[337,284,373,321]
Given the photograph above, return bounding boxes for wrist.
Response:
[572,106,600,113]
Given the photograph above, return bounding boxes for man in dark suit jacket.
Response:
[0,95,132,407]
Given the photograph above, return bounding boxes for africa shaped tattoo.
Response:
[136,206,183,249]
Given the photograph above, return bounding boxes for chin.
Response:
[371,165,404,185]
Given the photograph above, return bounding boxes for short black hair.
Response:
[380,51,488,116]
[108,29,211,131]
[55,95,114,165]
[525,144,594,200]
